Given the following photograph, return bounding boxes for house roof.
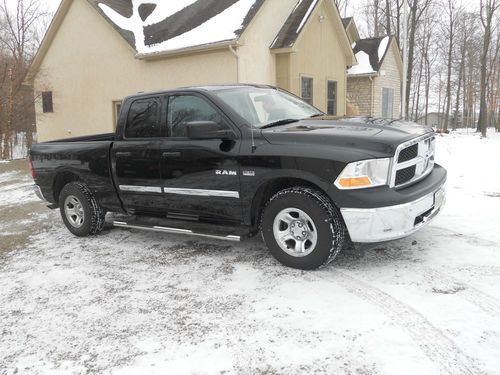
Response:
[341,16,360,43]
[270,0,319,49]
[347,36,392,76]
[341,17,352,28]
[87,0,266,56]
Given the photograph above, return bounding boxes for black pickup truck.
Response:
[30,85,446,270]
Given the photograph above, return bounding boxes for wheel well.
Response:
[53,172,81,203]
[250,178,330,229]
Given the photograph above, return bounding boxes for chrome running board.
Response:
[113,221,241,242]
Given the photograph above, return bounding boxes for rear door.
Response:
[159,93,243,221]
[111,96,165,214]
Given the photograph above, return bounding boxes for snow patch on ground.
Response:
[0,132,30,161]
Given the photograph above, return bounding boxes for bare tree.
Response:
[478,0,500,137]
[334,0,350,17]
[0,0,49,159]
[405,0,434,118]
[442,0,461,133]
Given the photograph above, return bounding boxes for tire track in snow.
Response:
[372,247,500,318]
[423,267,500,318]
[330,270,482,375]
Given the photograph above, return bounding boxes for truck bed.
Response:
[46,133,116,143]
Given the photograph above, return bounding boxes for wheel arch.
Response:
[249,176,334,229]
[52,169,84,204]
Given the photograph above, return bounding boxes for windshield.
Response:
[213,87,323,128]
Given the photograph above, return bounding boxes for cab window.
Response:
[167,95,224,138]
[125,98,160,138]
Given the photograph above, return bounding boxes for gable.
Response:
[86,0,266,56]
[341,17,360,44]
[380,38,403,78]
[270,0,355,64]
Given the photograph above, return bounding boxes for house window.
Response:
[382,88,394,118]
[42,91,53,113]
[125,98,160,138]
[113,101,122,129]
[327,80,338,116]
[301,76,313,105]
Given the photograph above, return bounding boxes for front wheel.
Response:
[261,187,346,270]
[59,182,106,237]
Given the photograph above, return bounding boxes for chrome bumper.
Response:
[341,184,446,243]
[33,185,47,202]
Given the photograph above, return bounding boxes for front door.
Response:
[159,93,242,221]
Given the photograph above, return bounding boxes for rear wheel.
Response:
[261,187,346,270]
[59,182,106,237]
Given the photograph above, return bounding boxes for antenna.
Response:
[250,124,257,153]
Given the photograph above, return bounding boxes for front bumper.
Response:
[341,183,446,243]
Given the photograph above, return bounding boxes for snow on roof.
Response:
[347,51,375,75]
[91,0,264,55]
[296,0,318,34]
[378,36,390,62]
[348,36,392,76]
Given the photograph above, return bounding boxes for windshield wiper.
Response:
[309,113,324,118]
[261,119,300,129]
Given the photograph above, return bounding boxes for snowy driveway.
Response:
[0,132,499,374]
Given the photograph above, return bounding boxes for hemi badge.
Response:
[243,171,255,177]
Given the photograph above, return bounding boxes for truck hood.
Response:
[261,117,433,158]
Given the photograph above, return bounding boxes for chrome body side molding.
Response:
[119,185,162,193]
[162,187,240,198]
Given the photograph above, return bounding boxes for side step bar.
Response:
[113,221,242,242]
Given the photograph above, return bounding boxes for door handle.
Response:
[162,152,181,158]
[116,152,132,157]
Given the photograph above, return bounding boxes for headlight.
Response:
[335,158,391,190]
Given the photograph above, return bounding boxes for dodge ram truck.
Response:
[30,85,447,270]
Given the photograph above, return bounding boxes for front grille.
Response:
[395,165,416,185]
[391,134,435,188]
[398,144,418,163]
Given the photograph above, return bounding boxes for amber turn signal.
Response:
[337,177,372,188]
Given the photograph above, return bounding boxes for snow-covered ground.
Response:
[0,130,499,374]
[0,132,30,161]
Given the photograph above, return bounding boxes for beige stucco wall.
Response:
[347,76,373,116]
[34,0,238,142]
[285,0,348,115]
[373,42,402,119]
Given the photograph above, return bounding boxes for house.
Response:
[343,18,403,119]
[27,0,356,142]
[417,112,445,129]
[417,112,463,130]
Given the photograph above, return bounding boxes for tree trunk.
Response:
[405,0,419,118]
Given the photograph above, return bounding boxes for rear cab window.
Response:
[124,97,161,139]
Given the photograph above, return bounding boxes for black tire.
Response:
[261,187,346,270]
[59,182,106,237]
